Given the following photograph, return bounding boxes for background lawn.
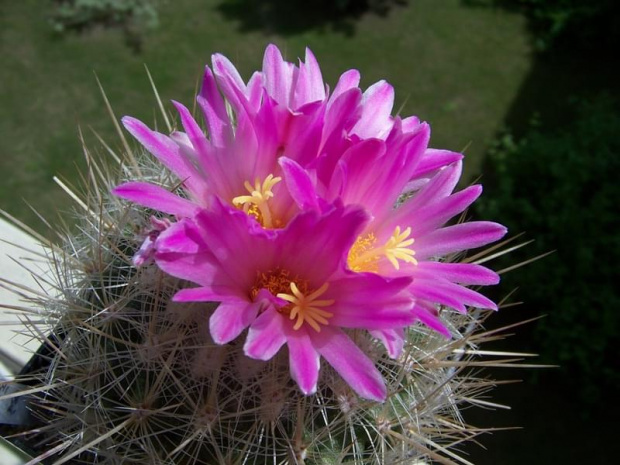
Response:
[0,0,531,227]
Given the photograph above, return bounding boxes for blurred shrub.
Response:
[50,0,159,49]
[476,96,620,400]
[320,0,407,15]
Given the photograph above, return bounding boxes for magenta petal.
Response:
[199,65,229,127]
[173,287,219,302]
[210,300,260,345]
[172,100,212,167]
[122,117,205,198]
[197,95,230,148]
[417,262,500,285]
[324,87,362,138]
[401,116,421,132]
[313,327,386,402]
[246,71,264,109]
[412,149,464,179]
[192,203,273,288]
[408,161,463,210]
[351,80,394,139]
[211,52,248,105]
[373,123,431,211]
[285,108,325,166]
[336,139,387,206]
[156,218,207,254]
[370,328,405,358]
[410,280,467,313]
[279,156,320,211]
[157,251,217,288]
[400,185,483,237]
[112,182,200,217]
[411,279,498,312]
[330,69,360,102]
[173,285,244,302]
[414,305,451,338]
[328,275,414,329]
[278,206,369,283]
[285,327,320,395]
[244,307,287,361]
[170,130,191,148]
[292,47,325,109]
[211,55,260,123]
[263,44,293,107]
[154,220,223,286]
[133,237,156,266]
[415,221,508,259]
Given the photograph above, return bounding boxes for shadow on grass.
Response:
[459,0,620,146]
[461,0,620,52]
[215,0,408,36]
[500,46,620,139]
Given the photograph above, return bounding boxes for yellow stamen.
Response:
[277,282,334,332]
[347,232,378,272]
[348,226,418,272]
[232,174,282,228]
[250,269,335,332]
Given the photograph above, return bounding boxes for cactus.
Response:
[0,45,535,465]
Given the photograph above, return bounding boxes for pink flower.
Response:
[154,200,415,401]
[113,44,461,232]
[132,216,171,266]
[111,44,507,397]
[282,136,507,345]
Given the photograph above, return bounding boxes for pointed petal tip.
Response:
[363,383,387,402]
[210,52,225,64]
[299,384,317,396]
[121,115,141,130]
[304,46,319,65]
[494,222,509,238]
[484,269,501,286]
[487,301,499,311]
[263,43,284,63]
[265,43,281,54]
[170,99,184,111]
[470,183,483,195]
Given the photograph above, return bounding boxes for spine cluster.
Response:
[3,156,514,464]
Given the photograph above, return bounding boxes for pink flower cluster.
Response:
[113,45,506,401]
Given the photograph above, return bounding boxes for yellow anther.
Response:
[232,174,282,228]
[348,226,418,272]
[277,282,334,332]
[251,268,293,300]
[347,233,379,272]
[383,226,418,270]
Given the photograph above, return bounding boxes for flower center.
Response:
[348,226,418,272]
[277,282,334,332]
[232,174,282,228]
[251,268,334,332]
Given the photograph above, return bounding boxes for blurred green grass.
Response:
[0,0,532,227]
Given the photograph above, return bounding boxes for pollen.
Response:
[250,268,334,332]
[348,226,418,272]
[251,268,296,300]
[232,174,282,228]
[347,232,379,272]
